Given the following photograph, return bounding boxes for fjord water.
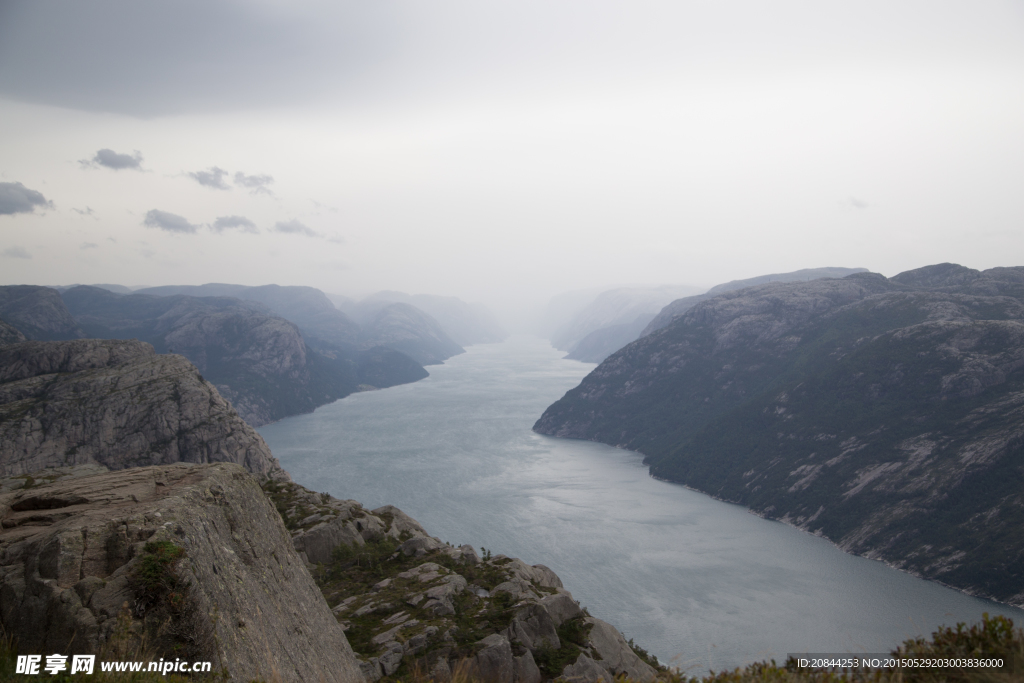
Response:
[259,336,1024,672]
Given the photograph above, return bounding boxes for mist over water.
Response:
[259,336,1024,672]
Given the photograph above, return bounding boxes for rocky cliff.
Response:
[0,462,363,683]
[266,480,660,683]
[0,338,283,477]
[0,286,85,341]
[535,263,1024,606]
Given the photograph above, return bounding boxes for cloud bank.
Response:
[189,166,230,189]
[274,219,317,237]
[234,172,273,195]
[143,209,198,233]
[213,215,258,233]
[0,182,54,215]
[82,149,143,170]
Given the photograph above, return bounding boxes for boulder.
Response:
[585,617,658,681]
[513,650,542,683]
[562,654,614,683]
[471,634,514,683]
[540,591,584,626]
[505,603,560,652]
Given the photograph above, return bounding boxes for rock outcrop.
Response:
[0,338,282,477]
[0,286,85,341]
[0,463,363,683]
[265,481,660,683]
[535,263,1024,606]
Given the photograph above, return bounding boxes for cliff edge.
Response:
[0,339,283,478]
[0,463,362,683]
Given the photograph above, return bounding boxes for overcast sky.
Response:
[1,0,1023,322]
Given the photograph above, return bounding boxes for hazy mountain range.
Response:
[0,283,504,426]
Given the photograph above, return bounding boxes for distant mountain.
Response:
[359,303,464,366]
[135,283,361,347]
[551,285,704,353]
[52,283,134,294]
[642,266,867,337]
[350,291,506,346]
[136,283,467,366]
[0,286,86,341]
[535,264,1024,606]
[60,286,422,425]
[563,315,654,363]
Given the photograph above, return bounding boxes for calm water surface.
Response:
[258,336,1024,673]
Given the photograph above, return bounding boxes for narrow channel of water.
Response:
[258,335,1024,673]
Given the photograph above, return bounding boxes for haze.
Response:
[2,0,1023,328]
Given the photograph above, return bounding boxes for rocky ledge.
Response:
[0,463,362,683]
[267,481,660,683]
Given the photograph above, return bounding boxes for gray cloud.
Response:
[234,172,274,195]
[2,246,32,259]
[849,197,868,209]
[274,219,318,237]
[143,209,198,234]
[72,206,95,216]
[189,166,230,190]
[82,149,143,170]
[0,181,54,215]
[213,215,258,233]
[81,242,99,249]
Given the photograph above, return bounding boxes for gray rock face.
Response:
[0,286,85,341]
[0,463,363,683]
[0,339,282,477]
[535,263,1024,606]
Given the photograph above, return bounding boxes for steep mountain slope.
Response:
[60,286,364,425]
[535,264,1024,605]
[0,339,283,476]
[0,286,86,341]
